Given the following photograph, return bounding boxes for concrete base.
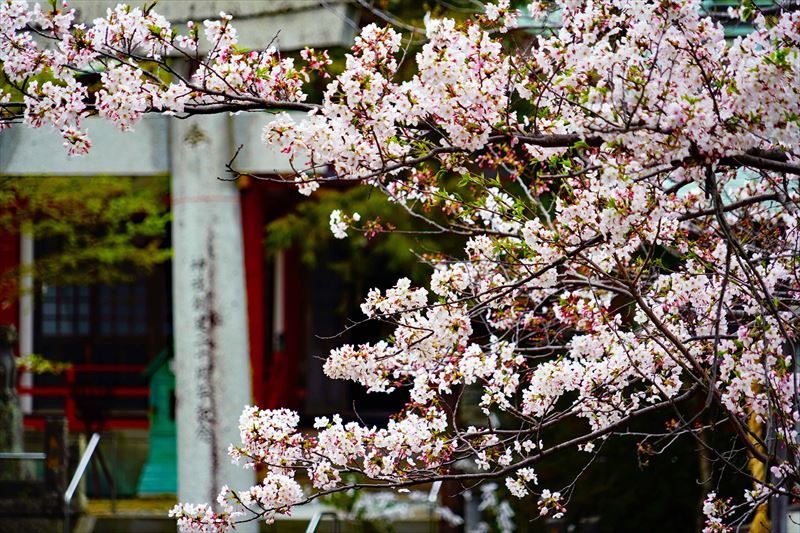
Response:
[0,518,62,533]
[0,516,94,533]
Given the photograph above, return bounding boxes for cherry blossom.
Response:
[2,0,800,530]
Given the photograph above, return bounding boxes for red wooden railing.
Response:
[18,364,150,431]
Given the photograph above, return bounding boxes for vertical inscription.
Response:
[190,229,221,504]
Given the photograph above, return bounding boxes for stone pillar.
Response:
[170,114,256,528]
[0,326,23,482]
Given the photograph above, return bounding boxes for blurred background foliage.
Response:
[265,186,464,286]
[0,175,171,301]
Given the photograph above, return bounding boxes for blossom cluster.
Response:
[0,0,320,153]
[3,0,800,530]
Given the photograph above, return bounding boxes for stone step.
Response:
[0,513,437,533]
[89,516,435,533]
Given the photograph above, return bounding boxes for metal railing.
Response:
[427,481,442,533]
[64,432,100,533]
[305,510,340,533]
[0,452,46,460]
[305,481,443,533]
[1,428,117,532]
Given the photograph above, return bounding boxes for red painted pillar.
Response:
[282,249,302,408]
[240,182,266,406]
[262,247,302,410]
[0,221,20,340]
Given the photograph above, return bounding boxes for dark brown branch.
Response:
[678,193,781,221]
[722,153,800,176]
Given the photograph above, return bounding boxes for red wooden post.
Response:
[240,182,266,406]
[282,249,302,408]
[262,247,303,410]
[0,223,20,338]
[65,366,76,429]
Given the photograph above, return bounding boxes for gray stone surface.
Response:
[232,111,310,175]
[170,114,256,527]
[0,116,169,177]
[0,112,304,177]
[66,0,356,52]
